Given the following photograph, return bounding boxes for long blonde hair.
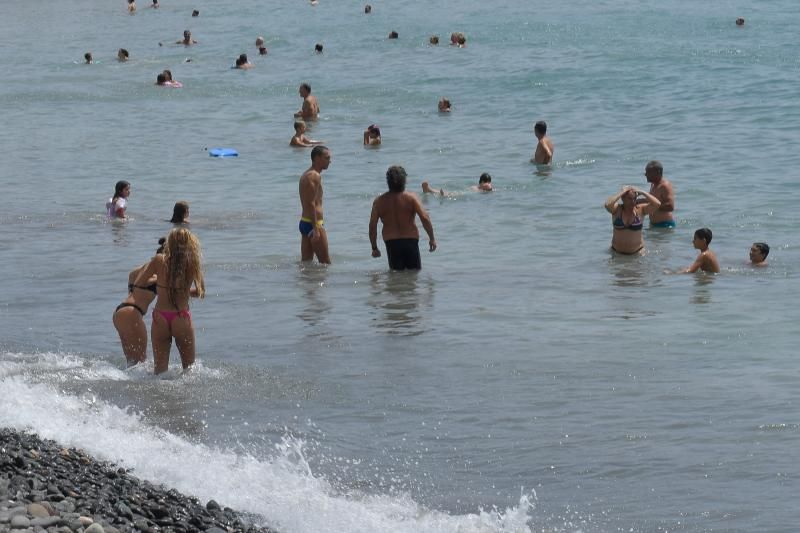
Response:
[163,227,205,307]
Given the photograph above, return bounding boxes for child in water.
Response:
[683,228,720,273]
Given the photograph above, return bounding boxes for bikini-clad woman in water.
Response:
[604,185,661,254]
[113,237,165,366]
[134,227,205,374]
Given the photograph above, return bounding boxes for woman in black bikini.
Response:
[134,227,205,374]
[113,237,165,366]
[605,185,661,254]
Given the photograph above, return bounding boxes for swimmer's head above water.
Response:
[386,165,407,193]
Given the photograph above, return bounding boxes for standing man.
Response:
[299,146,332,264]
[294,82,319,121]
[643,160,676,228]
[369,166,437,270]
[532,120,554,164]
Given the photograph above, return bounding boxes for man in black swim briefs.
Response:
[369,165,436,270]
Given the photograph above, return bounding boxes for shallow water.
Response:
[1,0,799,531]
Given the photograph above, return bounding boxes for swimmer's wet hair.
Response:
[694,228,713,244]
[534,121,547,135]
[753,242,770,258]
[300,82,311,93]
[294,121,306,130]
[368,124,381,136]
[386,165,407,193]
[113,180,130,200]
[310,145,329,161]
[479,173,492,183]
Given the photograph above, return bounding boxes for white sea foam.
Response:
[0,352,534,533]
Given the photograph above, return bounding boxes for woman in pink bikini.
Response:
[134,227,205,374]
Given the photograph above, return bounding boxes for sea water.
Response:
[1,0,799,531]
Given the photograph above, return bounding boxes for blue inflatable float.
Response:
[209,148,238,158]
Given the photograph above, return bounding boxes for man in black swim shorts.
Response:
[369,165,436,270]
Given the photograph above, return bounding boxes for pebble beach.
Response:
[0,429,276,533]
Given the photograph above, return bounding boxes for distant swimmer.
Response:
[151,0,159,8]
[128,0,136,13]
[299,146,332,264]
[255,36,265,48]
[388,31,399,39]
[117,48,129,62]
[161,69,182,87]
[531,120,554,164]
[422,173,493,196]
[170,201,190,224]
[259,46,268,56]
[290,121,324,147]
[450,32,466,47]
[84,52,93,64]
[191,9,199,17]
[605,185,661,255]
[315,43,324,54]
[364,4,372,13]
[134,227,205,374]
[736,17,745,26]
[369,165,437,270]
[429,35,439,45]
[156,73,169,86]
[682,228,720,273]
[107,180,131,219]
[294,83,319,121]
[363,124,381,146]
[474,173,493,192]
[113,237,165,367]
[438,98,451,112]
[641,160,675,227]
[234,54,253,69]
[749,242,769,267]
[177,30,197,45]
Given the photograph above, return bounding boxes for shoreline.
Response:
[0,427,277,533]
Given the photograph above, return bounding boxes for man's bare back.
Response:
[533,136,554,164]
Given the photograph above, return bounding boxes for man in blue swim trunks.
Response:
[299,145,332,264]
[369,165,436,270]
[642,160,676,228]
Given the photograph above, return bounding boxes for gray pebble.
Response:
[10,514,31,529]
[84,523,105,533]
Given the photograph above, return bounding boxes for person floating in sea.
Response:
[388,31,399,39]
[299,146,332,264]
[369,165,437,271]
[259,46,268,56]
[234,54,253,69]
[749,242,769,267]
[113,237,164,367]
[170,201,190,224]
[191,9,199,17]
[531,120,554,165]
[604,185,661,255]
[422,173,493,195]
[255,36,265,48]
[151,0,159,8]
[682,228,720,273]
[290,121,324,147]
[107,180,130,219]
[134,227,205,374]
[640,160,676,228]
[429,35,440,45]
[450,32,466,47]
[736,17,745,26]
[315,43,323,53]
[128,0,136,13]
[84,52,93,64]
[177,30,197,45]
[364,4,372,13]
[438,98,451,112]
[294,83,319,121]
[363,124,381,146]
[117,48,129,62]
[160,69,182,87]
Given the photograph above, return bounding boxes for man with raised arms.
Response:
[299,146,332,264]
[370,165,437,271]
[642,160,676,228]
[294,82,319,121]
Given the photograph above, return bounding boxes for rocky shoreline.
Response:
[0,428,277,533]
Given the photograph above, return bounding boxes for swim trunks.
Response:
[385,238,421,270]
[651,220,676,228]
[299,217,323,237]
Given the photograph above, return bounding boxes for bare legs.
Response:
[151,311,196,374]
[301,227,331,264]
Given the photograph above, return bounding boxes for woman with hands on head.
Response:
[604,185,661,255]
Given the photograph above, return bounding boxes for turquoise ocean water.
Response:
[1,0,799,531]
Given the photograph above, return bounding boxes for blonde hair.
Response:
[163,227,205,306]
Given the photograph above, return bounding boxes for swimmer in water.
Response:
[363,124,381,146]
[113,237,165,367]
[128,0,136,13]
[84,52,93,64]
[315,43,323,53]
[162,69,182,87]
[177,30,197,45]
[234,54,253,69]
[134,227,205,374]
[749,242,769,267]
[290,121,324,147]
[170,201,190,224]
[604,185,661,255]
[438,98,451,112]
[430,35,439,45]
[422,173,493,196]
[255,36,265,48]
[294,83,320,121]
[107,180,130,219]
[388,31,399,39]
[682,228,720,273]
[117,48,129,62]
[259,46,268,56]
[364,4,372,14]
[531,120,554,165]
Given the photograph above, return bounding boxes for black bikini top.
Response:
[128,283,157,294]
